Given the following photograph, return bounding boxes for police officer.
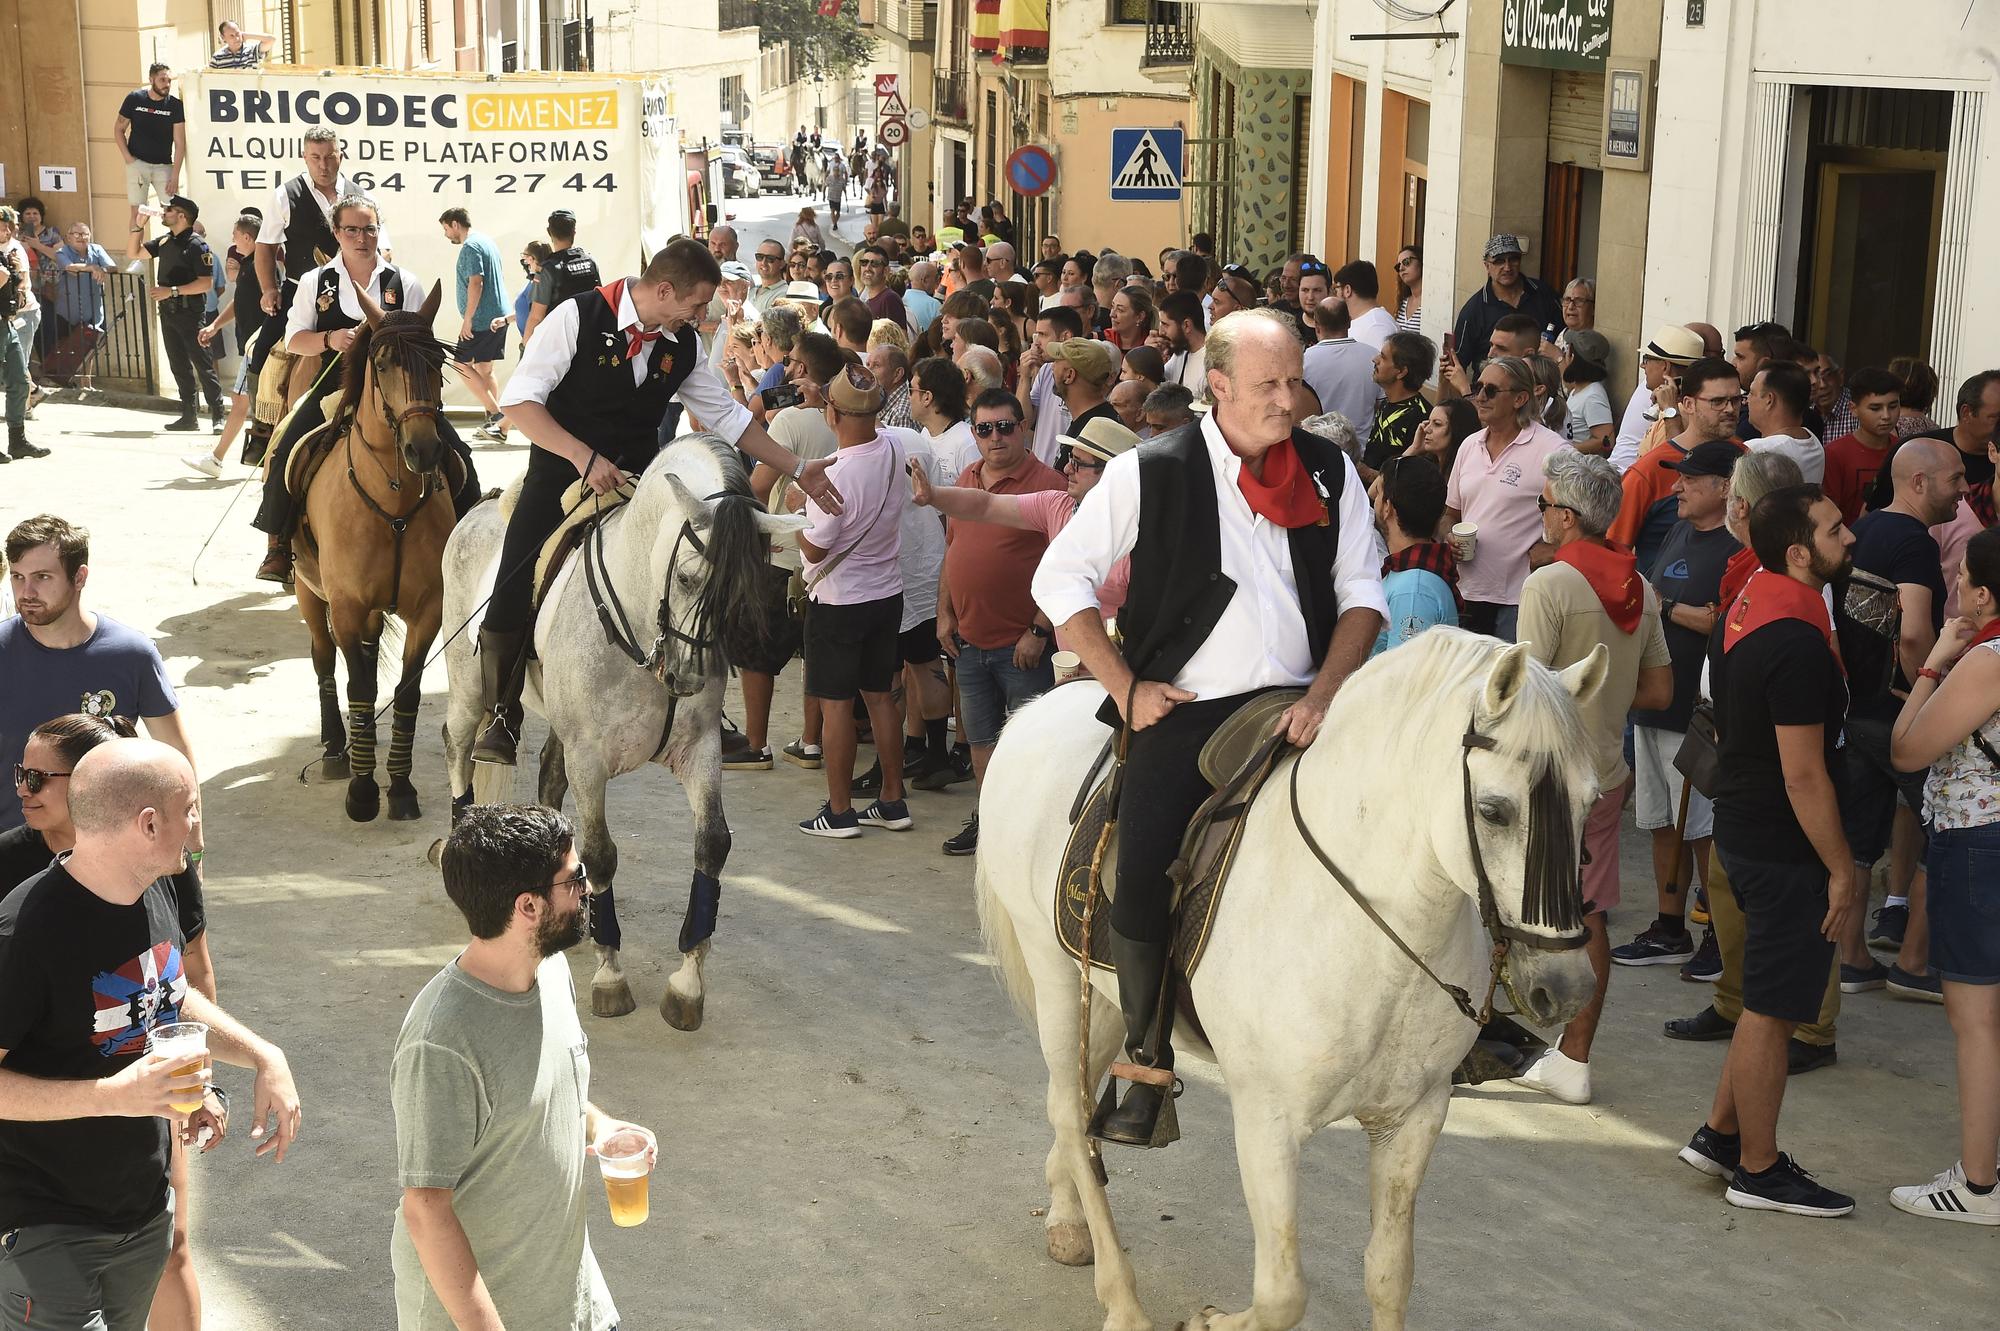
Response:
[519,209,598,343]
[471,237,842,766]
[145,195,223,432]
[249,194,478,583]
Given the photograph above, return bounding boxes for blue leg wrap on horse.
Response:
[590,884,623,952]
[678,871,721,953]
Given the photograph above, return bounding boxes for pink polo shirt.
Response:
[1018,489,1129,648]
[803,433,907,606]
[1446,421,1567,606]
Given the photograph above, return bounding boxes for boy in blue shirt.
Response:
[1371,453,1462,656]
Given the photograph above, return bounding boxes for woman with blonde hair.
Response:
[867,318,910,353]
[792,206,823,249]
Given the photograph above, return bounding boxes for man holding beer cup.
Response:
[0,739,304,1330]
[395,804,655,1330]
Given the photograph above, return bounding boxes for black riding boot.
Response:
[471,627,530,766]
[1091,929,1179,1149]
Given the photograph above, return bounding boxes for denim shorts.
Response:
[1926,821,2000,984]
[953,639,1052,746]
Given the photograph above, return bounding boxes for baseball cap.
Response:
[1483,233,1526,260]
[718,259,751,282]
[1660,440,1742,479]
[1639,324,1703,365]
[1047,339,1115,384]
[1563,328,1612,373]
[827,365,885,415]
[547,208,576,224]
[1057,417,1142,464]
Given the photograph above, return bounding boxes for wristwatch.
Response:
[1029,624,1051,640]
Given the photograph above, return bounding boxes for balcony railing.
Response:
[1008,44,1047,66]
[933,70,970,123]
[1142,1,1194,67]
[719,0,758,28]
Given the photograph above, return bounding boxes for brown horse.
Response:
[292,281,456,823]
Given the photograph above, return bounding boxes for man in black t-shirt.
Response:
[0,740,301,1326]
[1614,441,1742,968]
[1678,484,1859,1219]
[115,64,186,265]
[1834,438,1964,995]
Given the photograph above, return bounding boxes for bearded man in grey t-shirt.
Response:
[391,805,655,1330]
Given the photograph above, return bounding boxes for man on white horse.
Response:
[471,237,844,766]
[1032,307,1388,1147]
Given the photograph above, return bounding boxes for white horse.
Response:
[975,630,1606,1331]
[441,435,804,1027]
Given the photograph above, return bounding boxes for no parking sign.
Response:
[1006,144,1056,198]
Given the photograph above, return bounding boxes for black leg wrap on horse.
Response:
[451,789,473,823]
[589,883,623,952]
[678,870,721,953]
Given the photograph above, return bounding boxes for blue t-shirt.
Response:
[0,615,178,831]
[454,232,509,326]
[1371,568,1459,658]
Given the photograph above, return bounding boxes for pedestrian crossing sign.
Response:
[1109,128,1183,201]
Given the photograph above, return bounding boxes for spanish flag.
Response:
[970,0,1000,53]
[998,0,1049,50]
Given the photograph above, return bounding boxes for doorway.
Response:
[1807,165,1941,370]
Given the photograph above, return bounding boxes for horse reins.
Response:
[1286,723,1589,1027]
[338,335,452,617]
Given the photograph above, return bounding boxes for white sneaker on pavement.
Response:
[1889,1161,2000,1226]
[1509,1047,1592,1104]
[181,451,223,479]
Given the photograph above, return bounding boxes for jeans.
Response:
[952,640,1052,747]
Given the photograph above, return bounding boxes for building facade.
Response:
[1189,0,1315,276]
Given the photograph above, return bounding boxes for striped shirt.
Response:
[209,43,264,69]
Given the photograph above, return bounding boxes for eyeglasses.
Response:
[1055,445,1105,471]
[12,764,70,794]
[548,864,590,895]
[757,252,785,263]
[1692,393,1744,407]
[1561,295,1594,307]
[1471,382,1513,400]
[972,420,1020,438]
[338,224,380,236]
[1535,496,1577,516]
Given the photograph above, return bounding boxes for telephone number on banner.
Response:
[196,170,622,195]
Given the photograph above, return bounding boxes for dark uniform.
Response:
[145,223,221,424]
[532,246,600,318]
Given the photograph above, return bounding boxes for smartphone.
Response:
[1441,332,1456,361]
[764,382,804,411]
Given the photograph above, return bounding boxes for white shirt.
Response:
[284,256,425,342]
[498,284,754,446]
[1027,362,1069,467]
[1611,383,1654,473]
[1034,412,1388,700]
[1746,430,1826,484]
[1167,344,1208,396]
[925,419,978,475]
[887,426,953,629]
[1349,305,1398,351]
[256,173,392,257]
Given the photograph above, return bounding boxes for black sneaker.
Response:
[1886,964,1944,1002]
[1664,1007,1736,1042]
[1787,1040,1837,1076]
[163,413,200,432]
[1725,1154,1855,1218]
[914,746,973,791]
[1868,903,1908,951]
[798,802,861,839]
[853,760,883,796]
[1678,1124,1741,1179]
[721,744,773,771]
[1680,928,1723,983]
[942,813,978,856]
[1611,922,1696,967]
[858,798,912,831]
[1840,959,1889,993]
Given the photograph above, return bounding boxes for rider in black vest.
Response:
[1032,309,1390,1148]
[470,236,845,766]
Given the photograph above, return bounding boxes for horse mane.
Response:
[334,313,449,426]
[633,435,776,671]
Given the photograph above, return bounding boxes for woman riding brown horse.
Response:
[293,280,459,822]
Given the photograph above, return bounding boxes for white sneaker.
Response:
[1889,1161,2000,1226]
[1509,1047,1592,1104]
[181,451,223,478]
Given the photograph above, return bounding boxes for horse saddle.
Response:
[496,471,638,613]
[283,412,347,501]
[1055,688,1303,978]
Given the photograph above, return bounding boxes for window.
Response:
[985,90,998,202]
[721,75,745,128]
[1109,0,1146,22]
[418,0,433,61]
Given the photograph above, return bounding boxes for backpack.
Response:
[1832,568,1903,708]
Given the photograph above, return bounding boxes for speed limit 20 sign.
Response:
[878,117,908,147]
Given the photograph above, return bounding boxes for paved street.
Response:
[3,394,1990,1331]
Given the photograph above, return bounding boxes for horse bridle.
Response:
[1287,722,1590,1026]
[340,339,451,616]
[584,484,735,682]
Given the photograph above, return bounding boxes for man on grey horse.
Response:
[1032,308,1388,1147]
[474,237,844,767]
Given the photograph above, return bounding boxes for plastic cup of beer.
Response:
[596,1128,655,1227]
[146,1021,211,1115]
[1450,521,1479,564]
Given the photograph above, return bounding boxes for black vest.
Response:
[1117,423,1346,693]
[545,284,698,467]
[544,248,601,307]
[311,264,406,333]
[281,176,339,279]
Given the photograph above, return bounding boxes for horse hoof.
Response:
[426,838,445,869]
[346,776,380,822]
[592,981,637,1018]
[321,753,351,780]
[1173,1308,1223,1331]
[659,986,705,1032]
[387,778,421,821]
[1046,1221,1095,1267]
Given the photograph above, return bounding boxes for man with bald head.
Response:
[0,739,302,1327]
[957,344,1005,400]
[1033,309,1387,1148]
[903,260,941,336]
[1834,436,1966,995]
[1110,379,1149,434]
[984,241,1017,287]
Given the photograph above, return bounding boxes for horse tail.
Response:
[975,858,1039,1026]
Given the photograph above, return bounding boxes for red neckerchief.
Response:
[1969,617,2000,651]
[1718,546,1760,608]
[1234,437,1327,529]
[1551,539,1644,633]
[597,278,661,362]
[1383,541,1465,613]
[1723,569,1840,668]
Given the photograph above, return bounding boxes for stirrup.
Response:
[470,711,520,766]
[1087,1065,1183,1149]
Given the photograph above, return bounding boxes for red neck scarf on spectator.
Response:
[1383,541,1465,613]
[1234,437,1328,529]
[1551,539,1644,633]
[1723,568,1839,664]
[1717,546,1761,608]
[1969,616,2000,651]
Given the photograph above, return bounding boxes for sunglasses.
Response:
[857,258,884,267]
[1535,496,1577,515]
[1055,445,1105,471]
[1471,382,1514,400]
[12,764,71,794]
[972,420,1020,438]
[757,252,785,263]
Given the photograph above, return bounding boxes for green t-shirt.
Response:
[390,956,616,1331]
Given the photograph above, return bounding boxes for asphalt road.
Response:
[2,282,1990,1328]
